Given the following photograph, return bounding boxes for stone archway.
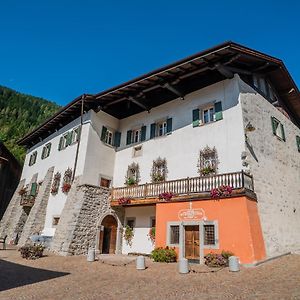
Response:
[96,212,122,254]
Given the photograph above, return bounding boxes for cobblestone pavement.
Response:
[0,248,299,300]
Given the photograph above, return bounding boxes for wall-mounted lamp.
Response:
[245,122,256,133]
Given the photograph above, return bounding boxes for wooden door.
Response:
[185,225,200,260]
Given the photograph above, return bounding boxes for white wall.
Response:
[112,75,245,187]
[122,206,156,254]
[21,112,91,236]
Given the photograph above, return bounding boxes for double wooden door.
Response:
[184,225,200,260]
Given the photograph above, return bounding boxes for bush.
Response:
[19,244,45,259]
[204,250,234,267]
[151,247,177,263]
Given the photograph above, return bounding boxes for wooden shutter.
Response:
[66,132,73,146]
[214,102,223,121]
[47,143,52,157]
[150,123,156,139]
[280,123,285,141]
[271,117,277,135]
[192,109,199,127]
[141,126,147,141]
[33,152,37,164]
[58,137,64,151]
[167,118,173,134]
[29,155,32,166]
[126,130,132,145]
[296,136,300,152]
[41,146,46,159]
[114,131,121,147]
[101,126,107,142]
[30,182,37,196]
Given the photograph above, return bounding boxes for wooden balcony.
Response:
[111,171,255,206]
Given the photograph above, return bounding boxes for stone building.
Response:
[1,42,299,264]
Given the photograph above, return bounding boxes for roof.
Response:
[0,141,21,168]
[18,41,300,147]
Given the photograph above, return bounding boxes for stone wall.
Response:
[51,178,123,255]
[239,83,300,256]
[18,167,54,246]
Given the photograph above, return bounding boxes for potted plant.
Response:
[118,197,132,205]
[159,192,174,202]
[124,225,134,246]
[148,227,156,244]
[62,182,71,193]
[125,177,136,186]
[200,165,216,176]
[210,185,233,198]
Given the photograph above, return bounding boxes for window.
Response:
[296,136,300,152]
[100,177,111,188]
[150,118,172,139]
[58,128,80,151]
[170,225,179,245]
[204,225,216,245]
[126,126,146,145]
[192,102,223,127]
[252,75,279,104]
[150,217,156,228]
[52,216,60,227]
[126,218,135,229]
[41,143,51,159]
[29,151,37,166]
[271,117,285,141]
[100,126,121,147]
[133,145,143,157]
[150,157,168,182]
[71,127,81,144]
[197,146,218,176]
[125,162,140,186]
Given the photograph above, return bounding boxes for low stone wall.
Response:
[51,178,123,255]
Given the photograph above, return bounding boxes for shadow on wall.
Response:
[0,259,70,292]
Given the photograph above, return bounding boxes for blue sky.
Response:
[0,0,299,106]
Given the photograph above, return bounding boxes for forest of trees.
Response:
[0,86,60,164]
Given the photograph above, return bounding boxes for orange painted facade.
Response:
[155,196,266,264]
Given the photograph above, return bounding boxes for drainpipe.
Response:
[72,95,85,182]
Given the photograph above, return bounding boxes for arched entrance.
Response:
[99,215,118,254]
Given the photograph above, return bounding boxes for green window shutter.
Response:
[41,147,46,159]
[114,131,121,147]
[66,132,73,146]
[166,118,173,134]
[296,136,300,152]
[101,126,107,142]
[47,143,51,157]
[33,152,37,164]
[192,109,199,127]
[76,126,81,142]
[280,123,285,141]
[126,130,132,145]
[141,126,147,141]
[30,182,37,196]
[58,137,64,151]
[214,102,223,121]
[29,155,32,166]
[150,123,156,139]
[271,117,277,135]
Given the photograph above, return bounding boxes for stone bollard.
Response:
[136,256,146,270]
[178,258,189,274]
[87,248,95,262]
[228,256,240,272]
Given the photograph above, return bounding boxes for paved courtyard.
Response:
[0,247,299,300]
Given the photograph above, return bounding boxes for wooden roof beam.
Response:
[162,83,185,100]
[128,96,150,112]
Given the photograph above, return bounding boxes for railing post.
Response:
[241,170,245,188]
[144,183,148,198]
[187,177,190,195]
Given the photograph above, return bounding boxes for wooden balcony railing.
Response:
[111,171,254,202]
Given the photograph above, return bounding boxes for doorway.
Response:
[184,225,200,262]
[99,215,117,254]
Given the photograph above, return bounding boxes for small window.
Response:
[150,118,172,139]
[71,127,81,144]
[132,129,141,143]
[126,218,135,229]
[203,106,214,124]
[157,121,167,136]
[29,151,37,166]
[204,225,216,245]
[105,130,113,145]
[100,177,111,188]
[52,216,60,227]
[41,143,51,159]
[271,117,285,141]
[133,145,143,157]
[150,217,156,228]
[170,225,179,245]
[296,136,300,152]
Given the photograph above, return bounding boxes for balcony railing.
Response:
[111,171,254,203]
[20,195,35,207]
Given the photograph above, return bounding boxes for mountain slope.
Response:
[0,86,61,163]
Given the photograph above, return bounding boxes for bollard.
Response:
[178,258,189,274]
[87,248,95,262]
[136,256,146,270]
[228,256,240,272]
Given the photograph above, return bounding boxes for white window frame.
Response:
[157,121,167,137]
[42,143,51,159]
[202,106,215,124]
[105,129,113,146]
[132,128,141,144]
[71,127,80,144]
